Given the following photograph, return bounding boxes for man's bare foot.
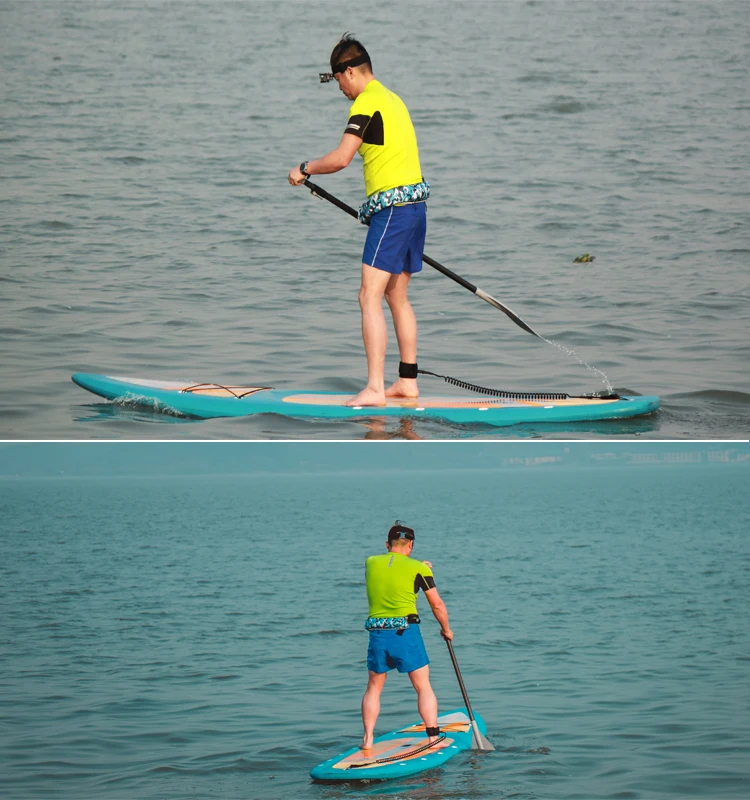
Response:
[385,378,419,398]
[345,387,386,407]
[360,737,374,751]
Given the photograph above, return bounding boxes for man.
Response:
[288,35,429,407]
[361,521,453,751]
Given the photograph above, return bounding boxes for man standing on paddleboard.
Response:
[361,521,453,750]
[288,34,429,407]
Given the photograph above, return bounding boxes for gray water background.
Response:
[1,445,749,799]
[1,0,749,439]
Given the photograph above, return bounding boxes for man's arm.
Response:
[288,134,361,185]
[424,586,453,641]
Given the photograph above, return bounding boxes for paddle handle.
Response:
[302,179,541,338]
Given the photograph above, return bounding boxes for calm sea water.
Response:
[1,451,749,799]
[1,1,749,439]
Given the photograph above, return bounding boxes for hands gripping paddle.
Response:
[303,179,541,339]
[446,639,495,751]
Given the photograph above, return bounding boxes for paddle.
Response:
[445,639,495,751]
[302,179,541,338]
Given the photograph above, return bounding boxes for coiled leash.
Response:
[348,731,447,768]
[416,368,619,401]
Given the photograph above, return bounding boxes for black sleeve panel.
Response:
[362,110,384,146]
[414,574,436,593]
[344,114,371,138]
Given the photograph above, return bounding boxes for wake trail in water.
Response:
[482,291,613,394]
[538,335,614,394]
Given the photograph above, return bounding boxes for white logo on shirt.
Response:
[347,123,361,130]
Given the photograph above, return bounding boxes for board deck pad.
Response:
[332,735,457,770]
[310,708,485,782]
[71,373,661,427]
[285,393,623,408]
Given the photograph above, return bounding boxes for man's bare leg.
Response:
[384,271,419,398]
[408,665,441,744]
[361,670,387,750]
[346,264,392,407]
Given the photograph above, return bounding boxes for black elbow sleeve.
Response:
[414,574,436,593]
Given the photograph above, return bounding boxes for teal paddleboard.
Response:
[71,373,660,426]
[310,708,486,781]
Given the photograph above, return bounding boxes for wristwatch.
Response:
[299,161,310,177]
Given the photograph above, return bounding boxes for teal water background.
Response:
[1,0,749,439]
[1,443,749,798]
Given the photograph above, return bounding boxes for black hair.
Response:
[330,32,372,73]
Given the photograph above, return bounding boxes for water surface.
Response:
[2,446,749,798]
[1,1,749,438]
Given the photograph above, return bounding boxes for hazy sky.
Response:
[0,442,747,478]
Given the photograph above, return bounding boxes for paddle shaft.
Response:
[446,639,477,722]
[302,179,541,338]
[446,639,495,751]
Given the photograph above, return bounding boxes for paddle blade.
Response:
[471,720,496,751]
[475,288,542,338]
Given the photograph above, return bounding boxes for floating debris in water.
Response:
[574,253,595,263]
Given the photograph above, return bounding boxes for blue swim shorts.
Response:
[366,624,430,674]
[362,202,426,275]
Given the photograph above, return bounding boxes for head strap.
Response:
[332,52,370,75]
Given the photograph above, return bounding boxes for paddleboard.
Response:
[71,373,660,426]
[310,708,486,781]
